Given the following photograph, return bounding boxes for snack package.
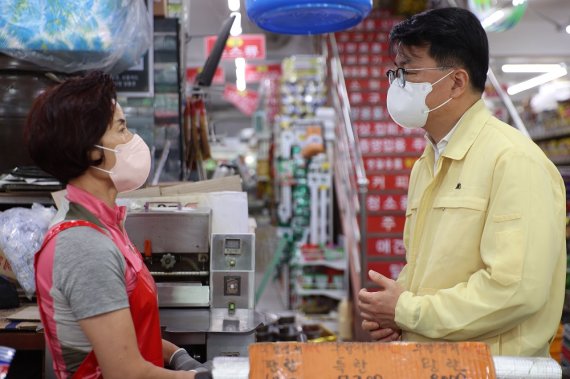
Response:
[0,346,15,379]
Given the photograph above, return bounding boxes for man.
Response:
[357,7,566,357]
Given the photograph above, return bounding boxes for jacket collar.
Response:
[65,184,127,228]
[418,99,490,162]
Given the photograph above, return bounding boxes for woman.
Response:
[26,71,206,378]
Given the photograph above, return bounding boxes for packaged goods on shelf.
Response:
[0,0,152,73]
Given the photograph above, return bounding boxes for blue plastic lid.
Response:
[246,0,372,35]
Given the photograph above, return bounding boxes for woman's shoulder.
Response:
[53,225,124,267]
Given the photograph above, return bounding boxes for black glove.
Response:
[195,372,213,379]
[169,348,212,373]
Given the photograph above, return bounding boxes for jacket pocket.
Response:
[433,196,488,211]
[405,198,419,217]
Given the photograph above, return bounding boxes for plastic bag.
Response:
[0,0,152,74]
[0,346,15,379]
[0,203,56,299]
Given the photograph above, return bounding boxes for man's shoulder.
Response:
[478,116,543,156]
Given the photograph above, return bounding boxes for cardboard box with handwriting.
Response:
[249,342,495,378]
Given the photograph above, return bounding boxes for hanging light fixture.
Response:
[245,0,372,35]
[468,0,528,32]
[507,64,568,95]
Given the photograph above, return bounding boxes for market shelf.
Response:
[294,282,345,301]
[529,125,570,142]
[292,252,346,271]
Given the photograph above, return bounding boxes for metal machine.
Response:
[124,206,263,362]
[125,206,212,307]
[210,233,255,310]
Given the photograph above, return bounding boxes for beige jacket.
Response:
[395,100,566,357]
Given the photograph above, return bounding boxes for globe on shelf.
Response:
[468,0,528,32]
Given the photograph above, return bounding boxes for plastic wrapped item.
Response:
[0,204,56,299]
[493,356,562,379]
[0,0,152,74]
[0,347,15,379]
[211,356,249,379]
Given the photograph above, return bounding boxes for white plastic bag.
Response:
[0,0,152,74]
[0,204,56,299]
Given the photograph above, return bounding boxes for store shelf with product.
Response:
[290,245,347,306]
[529,125,570,142]
[330,8,425,287]
[264,53,351,323]
[152,17,185,183]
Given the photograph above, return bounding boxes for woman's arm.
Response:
[163,339,180,366]
[79,309,195,379]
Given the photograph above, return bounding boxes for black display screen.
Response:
[225,238,241,250]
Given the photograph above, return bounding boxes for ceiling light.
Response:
[502,64,565,73]
[235,58,246,91]
[227,0,240,12]
[566,24,570,34]
[507,65,568,95]
[230,12,242,36]
[481,10,505,29]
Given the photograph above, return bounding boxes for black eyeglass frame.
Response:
[386,67,454,88]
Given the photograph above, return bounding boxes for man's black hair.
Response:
[389,7,489,93]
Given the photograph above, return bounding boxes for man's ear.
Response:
[450,69,470,98]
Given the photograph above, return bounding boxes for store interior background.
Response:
[182,0,570,307]
[186,0,569,136]
[0,0,570,375]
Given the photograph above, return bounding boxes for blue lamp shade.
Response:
[246,0,373,35]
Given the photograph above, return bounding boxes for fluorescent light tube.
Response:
[481,10,505,29]
[502,64,565,73]
[507,65,568,95]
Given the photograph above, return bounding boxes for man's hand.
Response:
[358,270,405,332]
[362,320,401,342]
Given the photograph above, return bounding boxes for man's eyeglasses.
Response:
[386,67,453,88]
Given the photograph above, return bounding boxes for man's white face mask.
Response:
[386,69,454,129]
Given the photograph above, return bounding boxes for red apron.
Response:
[35,220,164,379]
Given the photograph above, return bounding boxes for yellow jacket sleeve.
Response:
[395,149,566,340]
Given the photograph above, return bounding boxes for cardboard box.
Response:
[249,341,496,378]
[153,0,166,17]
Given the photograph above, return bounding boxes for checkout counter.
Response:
[0,199,264,378]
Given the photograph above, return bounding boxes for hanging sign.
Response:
[205,34,266,60]
[355,121,424,137]
[364,156,418,172]
[186,66,225,85]
[223,84,259,116]
[359,136,426,155]
[367,261,406,280]
[244,63,281,82]
[367,174,411,191]
[367,215,406,234]
[367,237,406,257]
[366,194,407,212]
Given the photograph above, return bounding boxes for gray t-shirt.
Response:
[51,226,129,371]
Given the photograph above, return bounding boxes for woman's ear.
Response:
[88,146,105,165]
[450,69,470,98]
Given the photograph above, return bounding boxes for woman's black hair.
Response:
[24,71,117,183]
